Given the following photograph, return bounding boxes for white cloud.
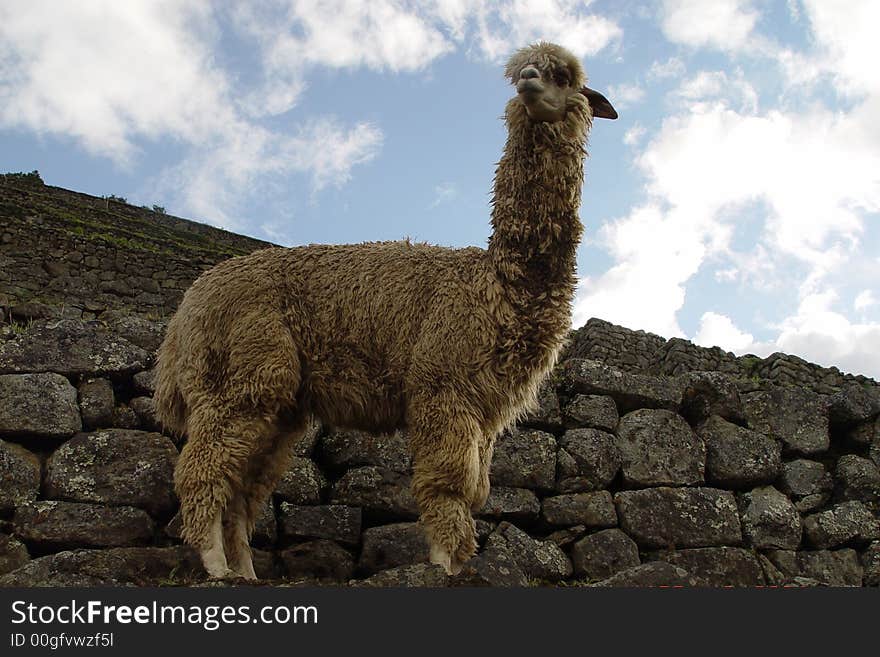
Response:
[429,182,458,209]
[238,80,308,120]
[694,311,754,352]
[152,118,382,228]
[854,290,877,312]
[259,221,294,246]
[295,119,384,192]
[672,69,758,113]
[676,71,726,99]
[770,290,880,376]
[799,0,880,96]
[0,1,387,226]
[720,242,781,292]
[236,0,622,76]
[574,261,686,339]
[577,0,880,378]
[236,1,453,75]
[466,0,622,62]
[0,1,623,167]
[623,123,646,146]
[765,1,880,98]
[637,103,875,270]
[659,0,759,52]
[576,98,879,349]
[574,203,705,337]
[685,293,880,378]
[713,267,738,283]
[648,56,686,80]
[606,83,645,109]
[0,0,229,163]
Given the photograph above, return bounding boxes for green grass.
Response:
[42,206,242,258]
[0,170,43,185]
[738,355,763,375]
[1,174,264,264]
[7,318,35,335]
[156,565,183,587]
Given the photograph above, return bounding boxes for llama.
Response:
[153,41,616,579]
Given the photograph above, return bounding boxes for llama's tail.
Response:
[153,337,188,438]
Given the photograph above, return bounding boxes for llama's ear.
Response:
[581,87,618,120]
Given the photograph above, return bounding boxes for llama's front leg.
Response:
[416,490,478,575]
[409,411,482,575]
[472,432,497,512]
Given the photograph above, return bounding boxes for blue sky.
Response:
[2,1,879,377]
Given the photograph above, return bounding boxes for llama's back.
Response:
[280,241,486,354]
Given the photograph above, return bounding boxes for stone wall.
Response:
[1,317,878,587]
[0,173,273,321]
[566,318,877,396]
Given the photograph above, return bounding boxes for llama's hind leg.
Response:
[200,511,229,578]
[244,423,310,522]
[223,418,312,579]
[409,403,481,575]
[221,425,285,580]
[174,410,274,579]
[222,493,256,579]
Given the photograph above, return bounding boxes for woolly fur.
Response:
[154,42,601,577]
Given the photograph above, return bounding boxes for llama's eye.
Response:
[555,71,571,86]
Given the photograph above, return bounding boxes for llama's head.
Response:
[505,42,617,123]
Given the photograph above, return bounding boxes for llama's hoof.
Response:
[448,559,465,576]
[429,545,453,574]
[206,566,237,580]
[431,555,465,577]
[429,537,477,575]
[231,569,258,581]
[228,560,258,580]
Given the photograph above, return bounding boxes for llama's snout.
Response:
[520,65,540,80]
[517,66,542,94]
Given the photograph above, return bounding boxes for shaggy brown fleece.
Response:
[153,41,615,578]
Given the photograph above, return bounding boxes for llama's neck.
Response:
[487,103,588,314]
